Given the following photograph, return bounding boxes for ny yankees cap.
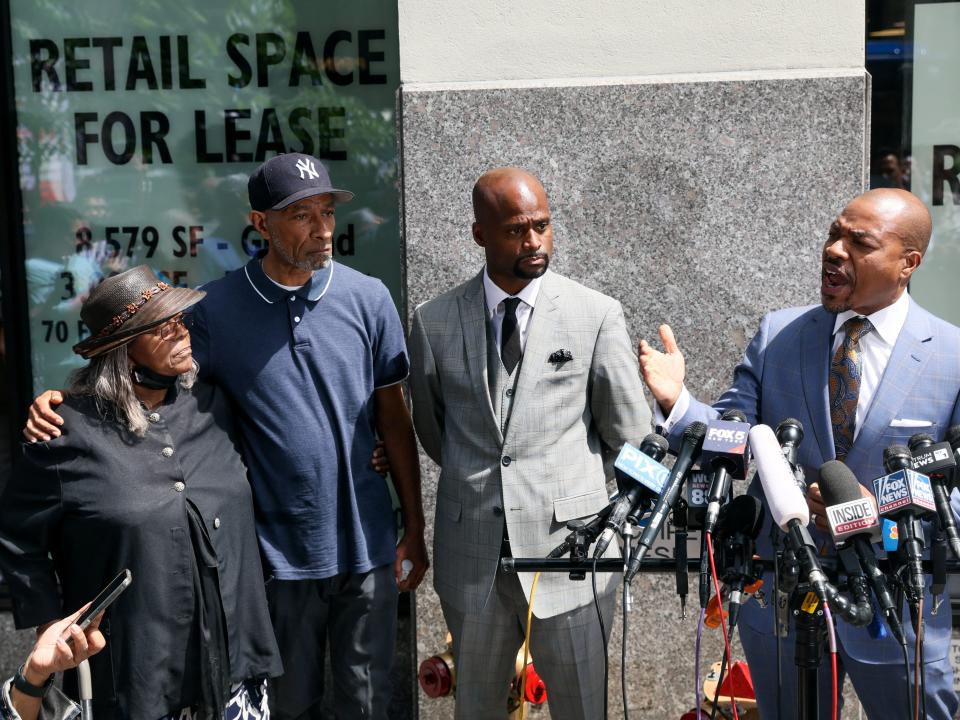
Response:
[248,152,354,211]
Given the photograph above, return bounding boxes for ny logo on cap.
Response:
[296,157,319,180]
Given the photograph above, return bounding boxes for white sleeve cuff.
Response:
[654,386,691,434]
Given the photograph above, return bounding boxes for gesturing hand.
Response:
[638,324,686,415]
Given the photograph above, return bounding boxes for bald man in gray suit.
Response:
[409,168,652,719]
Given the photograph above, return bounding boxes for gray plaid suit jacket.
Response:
[409,269,652,619]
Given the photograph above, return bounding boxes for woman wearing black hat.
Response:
[0,266,282,720]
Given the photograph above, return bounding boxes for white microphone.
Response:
[749,424,828,600]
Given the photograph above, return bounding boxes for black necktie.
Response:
[501,297,523,374]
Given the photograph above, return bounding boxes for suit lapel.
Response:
[504,272,560,443]
[847,299,933,466]
[800,307,836,462]
[458,272,503,444]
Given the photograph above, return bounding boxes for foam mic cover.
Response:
[722,408,748,423]
[820,460,881,544]
[749,424,809,529]
[883,444,913,473]
[716,495,764,540]
[819,460,863,504]
[775,418,804,454]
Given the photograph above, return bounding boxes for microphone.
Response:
[946,425,960,479]
[753,425,873,624]
[702,409,751,535]
[908,433,960,560]
[593,434,669,557]
[625,421,707,582]
[775,418,807,480]
[713,494,764,630]
[750,424,828,600]
[819,460,905,646]
[876,445,936,602]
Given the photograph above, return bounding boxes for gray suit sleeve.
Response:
[589,300,653,470]
[408,307,445,466]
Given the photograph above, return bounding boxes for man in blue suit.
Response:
[639,188,960,719]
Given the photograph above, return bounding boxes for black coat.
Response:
[0,382,282,719]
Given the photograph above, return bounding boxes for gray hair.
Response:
[69,345,197,437]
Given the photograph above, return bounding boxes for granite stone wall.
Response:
[401,72,868,719]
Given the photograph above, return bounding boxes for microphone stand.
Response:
[773,533,798,720]
[673,498,689,618]
[931,517,947,615]
[790,581,826,720]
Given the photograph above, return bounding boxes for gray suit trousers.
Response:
[441,569,614,720]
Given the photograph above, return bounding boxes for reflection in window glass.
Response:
[11,0,401,392]
[867,0,960,325]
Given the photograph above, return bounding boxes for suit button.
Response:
[502,456,511,466]
[161,447,174,458]
[148,412,160,423]
[214,517,221,529]
[174,481,185,492]
[505,388,514,397]
[492,506,503,516]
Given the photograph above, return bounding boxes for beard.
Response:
[821,297,851,313]
[513,251,550,280]
[272,241,331,272]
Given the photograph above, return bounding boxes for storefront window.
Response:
[868,0,959,324]
[9,0,401,392]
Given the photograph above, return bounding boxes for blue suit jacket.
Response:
[670,299,960,663]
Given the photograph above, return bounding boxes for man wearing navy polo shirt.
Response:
[189,154,428,720]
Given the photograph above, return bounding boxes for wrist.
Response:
[401,517,425,535]
[15,660,53,697]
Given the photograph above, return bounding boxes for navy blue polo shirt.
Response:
[189,258,409,580]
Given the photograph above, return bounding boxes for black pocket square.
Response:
[549,349,573,364]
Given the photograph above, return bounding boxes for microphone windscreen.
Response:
[819,460,863,506]
[716,495,764,539]
[684,421,708,444]
[907,433,935,453]
[775,417,804,444]
[883,444,913,472]
[749,423,809,529]
[721,408,748,423]
[639,432,669,462]
[946,425,960,451]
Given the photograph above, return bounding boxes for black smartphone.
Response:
[67,569,133,635]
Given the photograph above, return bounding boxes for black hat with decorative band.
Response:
[73,265,206,359]
[247,152,354,212]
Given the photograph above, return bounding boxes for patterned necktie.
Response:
[829,316,874,460]
[501,297,523,374]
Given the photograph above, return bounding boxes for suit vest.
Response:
[486,320,521,435]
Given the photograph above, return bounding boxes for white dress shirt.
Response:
[483,269,542,354]
[657,292,911,439]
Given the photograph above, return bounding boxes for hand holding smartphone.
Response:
[62,569,132,642]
